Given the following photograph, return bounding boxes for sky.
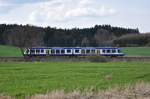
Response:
[0,0,149,33]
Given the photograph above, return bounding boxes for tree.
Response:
[81,37,90,47]
[0,24,140,48]
[3,25,45,56]
[94,29,115,46]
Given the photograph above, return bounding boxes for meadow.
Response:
[123,47,150,56]
[0,45,22,57]
[0,62,150,98]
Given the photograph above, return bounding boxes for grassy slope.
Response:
[123,47,150,56]
[0,45,22,57]
[0,62,150,97]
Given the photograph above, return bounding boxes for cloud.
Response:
[0,0,18,6]
[0,0,8,6]
[65,6,116,18]
[0,0,117,27]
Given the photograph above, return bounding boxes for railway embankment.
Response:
[0,56,150,62]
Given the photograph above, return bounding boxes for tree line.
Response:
[113,33,150,47]
[0,24,140,48]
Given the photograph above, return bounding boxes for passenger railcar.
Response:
[23,47,124,57]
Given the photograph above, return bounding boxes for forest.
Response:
[1,24,148,48]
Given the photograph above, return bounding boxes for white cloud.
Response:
[0,0,7,6]
[65,6,116,18]
[0,0,117,27]
[0,0,15,6]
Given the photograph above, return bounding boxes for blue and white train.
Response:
[23,47,125,57]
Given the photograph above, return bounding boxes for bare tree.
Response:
[94,29,116,46]
[81,37,90,47]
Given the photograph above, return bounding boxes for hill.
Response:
[0,45,22,57]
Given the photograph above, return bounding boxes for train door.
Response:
[81,49,86,55]
[96,49,100,55]
[46,49,49,55]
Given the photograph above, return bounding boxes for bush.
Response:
[88,55,109,63]
[146,43,150,47]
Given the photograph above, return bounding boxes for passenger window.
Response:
[91,50,95,54]
[31,50,35,53]
[36,50,40,53]
[112,50,116,53]
[51,50,55,54]
[107,50,110,53]
[41,50,44,53]
[86,50,90,54]
[61,50,65,54]
[102,50,105,53]
[67,49,71,53]
[118,50,121,53]
[75,50,80,53]
[56,50,60,54]
[81,49,85,54]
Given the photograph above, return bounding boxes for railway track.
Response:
[0,56,150,62]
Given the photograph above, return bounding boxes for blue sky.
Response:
[0,0,149,32]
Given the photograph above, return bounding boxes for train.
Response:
[23,47,125,57]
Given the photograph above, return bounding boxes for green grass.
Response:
[0,62,150,98]
[123,47,150,56]
[0,45,22,57]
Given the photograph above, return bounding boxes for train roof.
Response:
[28,47,122,50]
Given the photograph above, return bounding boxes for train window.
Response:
[86,50,90,54]
[107,50,111,53]
[56,50,60,54]
[81,49,85,54]
[61,50,65,54]
[36,50,40,53]
[112,50,116,53]
[91,50,95,54]
[26,49,29,54]
[75,49,80,53]
[67,49,71,53]
[102,50,106,53]
[31,49,35,53]
[41,50,44,53]
[51,50,55,54]
[118,49,121,53]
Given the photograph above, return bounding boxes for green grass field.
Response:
[0,45,22,57]
[0,62,150,98]
[123,47,150,56]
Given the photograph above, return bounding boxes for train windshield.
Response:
[24,49,30,54]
